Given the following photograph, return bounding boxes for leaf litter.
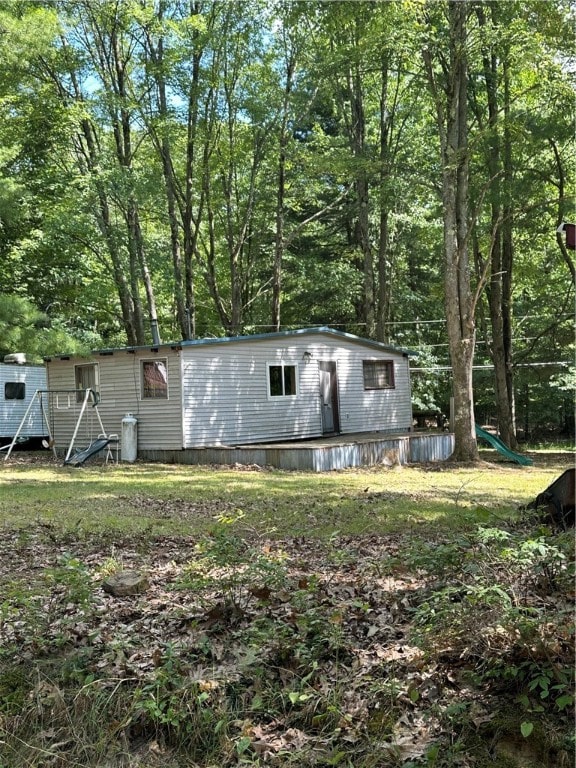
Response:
[0,491,573,766]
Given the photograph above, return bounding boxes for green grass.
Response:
[0,453,569,538]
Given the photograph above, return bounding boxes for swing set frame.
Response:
[3,388,117,464]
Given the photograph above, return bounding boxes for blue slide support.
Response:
[475,424,533,466]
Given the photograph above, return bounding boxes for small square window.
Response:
[5,382,25,400]
[363,360,394,390]
[268,363,298,397]
[142,360,168,399]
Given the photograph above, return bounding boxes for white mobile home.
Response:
[0,358,47,443]
[44,327,451,469]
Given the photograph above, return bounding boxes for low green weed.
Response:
[44,553,93,606]
[176,517,288,612]
[410,523,575,733]
[385,534,475,578]
[132,646,230,755]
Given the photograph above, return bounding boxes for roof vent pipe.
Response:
[185,308,193,340]
[150,319,161,346]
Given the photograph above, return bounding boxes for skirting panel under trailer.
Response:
[139,432,455,472]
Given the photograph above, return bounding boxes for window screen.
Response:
[362,360,394,390]
[75,364,99,403]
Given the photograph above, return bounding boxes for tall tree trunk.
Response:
[128,202,161,344]
[342,31,375,337]
[113,25,148,345]
[501,46,517,446]
[182,6,205,339]
[476,2,516,448]
[272,51,296,332]
[272,129,287,332]
[353,135,375,337]
[52,43,141,344]
[79,112,139,344]
[160,140,188,339]
[93,183,139,346]
[424,0,479,461]
[551,138,576,284]
[143,5,188,339]
[376,52,391,343]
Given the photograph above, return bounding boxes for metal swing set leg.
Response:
[3,389,57,461]
[4,388,118,466]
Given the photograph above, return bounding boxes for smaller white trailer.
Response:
[0,355,48,445]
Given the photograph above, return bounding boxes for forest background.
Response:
[0,0,574,451]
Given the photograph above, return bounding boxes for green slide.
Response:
[475,424,533,466]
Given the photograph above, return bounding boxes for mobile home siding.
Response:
[46,351,183,451]
[181,339,322,446]
[309,337,412,435]
[181,333,412,447]
[0,364,47,439]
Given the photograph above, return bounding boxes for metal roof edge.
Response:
[179,326,415,356]
[44,343,183,361]
[44,327,415,359]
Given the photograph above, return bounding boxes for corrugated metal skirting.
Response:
[139,432,455,472]
[408,434,456,463]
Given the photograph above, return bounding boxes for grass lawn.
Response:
[0,450,573,767]
[0,449,570,537]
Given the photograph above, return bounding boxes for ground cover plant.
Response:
[0,450,574,767]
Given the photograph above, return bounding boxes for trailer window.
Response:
[268,363,298,397]
[75,364,99,403]
[363,360,395,390]
[142,360,168,399]
[5,382,25,400]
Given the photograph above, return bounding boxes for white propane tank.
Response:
[121,413,138,462]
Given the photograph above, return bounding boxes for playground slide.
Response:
[64,437,114,467]
[475,424,533,466]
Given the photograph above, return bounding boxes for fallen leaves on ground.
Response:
[0,510,573,767]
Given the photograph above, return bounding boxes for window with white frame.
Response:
[362,360,395,390]
[267,363,298,397]
[142,359,168,399]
